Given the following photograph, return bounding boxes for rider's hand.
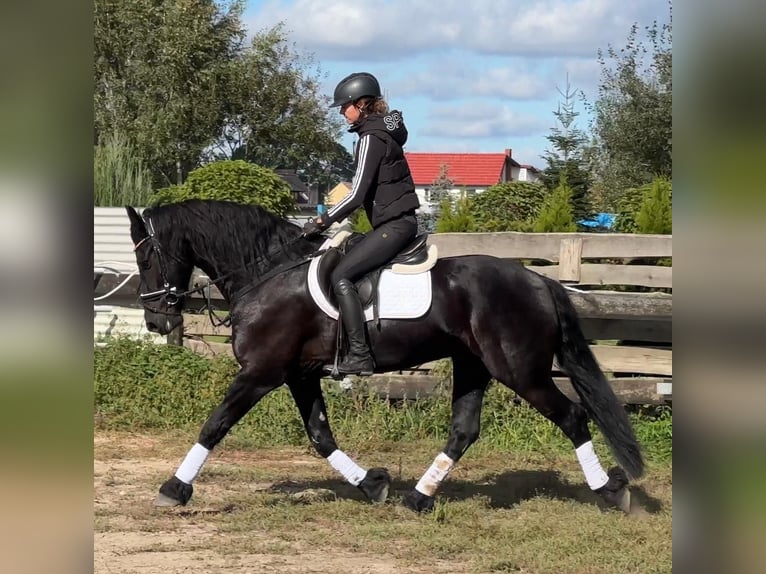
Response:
[302,216,325,237]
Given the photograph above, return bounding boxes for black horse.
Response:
[126,200,643,514]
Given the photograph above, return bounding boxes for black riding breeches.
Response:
[330,213,418,287]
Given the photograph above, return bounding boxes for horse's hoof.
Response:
[402,489,435,513]
[357,467,391,503]
[154,492,182,507]
[156,476,193,507]
[595,467,632,514]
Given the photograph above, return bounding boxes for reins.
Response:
[138,223,323,327]
[200,249,320,327]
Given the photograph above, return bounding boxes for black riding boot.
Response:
[333,279,375,376]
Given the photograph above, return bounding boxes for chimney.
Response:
[504,149,512,181]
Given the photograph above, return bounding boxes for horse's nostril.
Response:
[146,322,159,333]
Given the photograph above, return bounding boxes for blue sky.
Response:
[244,0,671,168]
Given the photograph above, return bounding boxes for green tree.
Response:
[635,177,672,234]
[350,209,372,233]
[469,182,548,231]
[586,5,672,206]
[94,0,245,186]
[541,76,592,223]
[212,24,351,187]
[435,196,475,233]
[95,5,349,199]
[149,160,296,216]
[533,175,577,232]
[419,164,454,232]
[614,176,672,234]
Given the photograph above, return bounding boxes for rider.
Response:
[303,72,420,376]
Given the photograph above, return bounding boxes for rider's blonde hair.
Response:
[357,97,389,115]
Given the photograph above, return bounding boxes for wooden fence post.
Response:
[167,325,183,347]
[558,238,583,282]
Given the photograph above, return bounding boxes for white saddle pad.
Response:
[307,246,432,322]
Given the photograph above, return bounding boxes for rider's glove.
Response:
[302,216,326,237]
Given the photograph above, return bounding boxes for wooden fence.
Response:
[94,208,672,404]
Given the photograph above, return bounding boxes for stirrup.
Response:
[323,356,374,377]
[323,363,343,380]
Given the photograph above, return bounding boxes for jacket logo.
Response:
[384,112,402,131]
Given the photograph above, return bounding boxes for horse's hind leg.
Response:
[403,353,491,512]
[155,367,283,507]
[288,376,391,503]
[490,360,632,513]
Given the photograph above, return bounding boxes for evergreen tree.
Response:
[614,176,672,233]
[635,177,672,234]
[541,76,592,223]
[350,209,372,233]
[533,175,577,232]
[435,195,475,233]
[421,164,454,232]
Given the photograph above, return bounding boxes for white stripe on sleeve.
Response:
[327,135,371,218]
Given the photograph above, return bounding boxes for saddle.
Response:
[315,231,436,323]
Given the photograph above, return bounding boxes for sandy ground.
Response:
[93,432,464,574]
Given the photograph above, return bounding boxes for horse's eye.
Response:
[140,260,152,270]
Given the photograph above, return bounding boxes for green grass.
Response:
[94,337,673,465]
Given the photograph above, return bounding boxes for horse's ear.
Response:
[125,206,147,243]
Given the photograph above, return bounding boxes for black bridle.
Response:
[135,216,184,311]
[135,214,320,325]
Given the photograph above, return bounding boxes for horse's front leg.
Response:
[155,366,283,506]
[403,354,491,512]
[288,376,391,503]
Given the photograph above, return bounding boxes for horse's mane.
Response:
[143,200,312,277]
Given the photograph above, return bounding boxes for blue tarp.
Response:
[578,212,615,229]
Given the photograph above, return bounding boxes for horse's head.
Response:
[126,206,192,335]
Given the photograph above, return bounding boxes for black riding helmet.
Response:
[330,72,382,108]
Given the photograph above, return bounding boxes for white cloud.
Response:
[421,103,550,138]
[246,0,669,60]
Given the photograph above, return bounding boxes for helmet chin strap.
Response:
[355,103,372,123]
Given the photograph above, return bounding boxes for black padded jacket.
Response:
[324,111,420,228]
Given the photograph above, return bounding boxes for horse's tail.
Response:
[544,277,644,479]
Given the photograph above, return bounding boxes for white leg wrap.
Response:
[575,441,609,490]
[174,443,210,485]
[327,450,367,486]
[415,452,455,497]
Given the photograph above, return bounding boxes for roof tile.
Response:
[405,153,510,186]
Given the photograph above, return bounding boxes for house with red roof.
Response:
[404,148,541,213]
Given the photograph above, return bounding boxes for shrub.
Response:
[533,175,578,232]
[469,182,548,231]
[350,209,372,233]
[94,132,154,206]
[149,160,296,216]
[435,196,475,232]
[636,177,672,234]
[614,176,672,233]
